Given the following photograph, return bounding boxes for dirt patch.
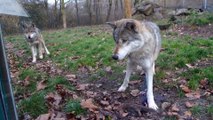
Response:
[173,24,213,38]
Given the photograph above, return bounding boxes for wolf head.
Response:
[107,19,144,60]
[22,22,38,42]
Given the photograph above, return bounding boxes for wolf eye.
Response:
[122,39,127,43]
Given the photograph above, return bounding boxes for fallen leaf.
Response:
[35,113,50,120]
[80,98,98,112]
[180,85,191,93]
[85,91,97,98]
[185,91,201,99]
[65,74,77,82]
[200,78,208,86]
[37,80,47,91]
[130,89,140,97]
[129,80,141,85]
[77,84,89,91]
[121,112,128,117]
[45,93,62,108]
[167,111,179,116]
[171,103,179,112]
[105,66,111,72]
[184,111,192,117]
[24,76,30,86]
[185,64,194,69]
[104,105,112,110]
[100,100,109,106]
[161,102,171,110]
[185,102,194,108]
[95,84,102,88]
[69,56,80,60]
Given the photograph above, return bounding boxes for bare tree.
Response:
[75,0,80,25]
[85,0,92,25]
[106,0,112,21]
[124,0,132,18]
[60,0,67,28]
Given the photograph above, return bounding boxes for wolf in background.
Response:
[22,22,50,63]
[107,19,161,110]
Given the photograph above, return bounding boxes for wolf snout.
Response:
[112,54,119,60]
[28,36,31,39]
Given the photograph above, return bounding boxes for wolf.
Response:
[107,19,161,110]
[22,22,50,63]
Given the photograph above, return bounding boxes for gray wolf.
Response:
[22,22,50,63]
[107,19,161,110]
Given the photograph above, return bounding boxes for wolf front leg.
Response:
[145,63,158,110]
[31,46,37,63]
[38,42,43,59]
[118,60,134,92]
[42,41,50,55]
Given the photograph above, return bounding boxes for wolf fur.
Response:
[22,22,50,63]
[107,19,161,110]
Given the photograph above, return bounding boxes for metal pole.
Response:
[0,24,19,120]
[204,0,207,9]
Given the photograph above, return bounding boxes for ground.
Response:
[5,16,213,120]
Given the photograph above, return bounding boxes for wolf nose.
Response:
[28,36,31,39]
[112,55,118,60]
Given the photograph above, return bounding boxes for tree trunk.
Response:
[86,0,92,25]
[44,0,49,28]
[124,0,132,18]
[114,0,119,20]
[106,0,112,21]
[61,0,67,28]
[54,0,58,28]
[94,0,99,24]
[75,0,80,25]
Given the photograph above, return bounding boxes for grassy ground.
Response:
[5,17,213,119]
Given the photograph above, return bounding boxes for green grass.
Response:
[207,105,213,118]
[190,105,213,119]
[14,68,41,96]
[64,100,85,115]
[185,12,213,26]
[190,106,202,116]
[18,92,48,118]
[46,76,75,92]
[157,36,213,69]
[181,67,213,89]
[44,27,115,71]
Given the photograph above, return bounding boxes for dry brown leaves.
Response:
[76,83,89,91]
[35,112,67,120]
[80,98,98,113]
[180,85,191,93]
[45,92,62,109]
[185,91,201,99]
[23,76,30,86]
[130,89,140,97]
[37,80,47,91]
[65,74,77,82]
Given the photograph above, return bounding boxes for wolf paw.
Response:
[148,102,158,110]
[118,85,127,92]
[46,51,50,55]
[39,55,43,59]
[32,60,36,63]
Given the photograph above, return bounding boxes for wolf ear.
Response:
[125,21,138,33]
[106,22,116,29]
[31,23,36,28]
[21,21,27,29]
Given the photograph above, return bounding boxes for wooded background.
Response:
[0,0,212,34]
[1,0,137,34]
